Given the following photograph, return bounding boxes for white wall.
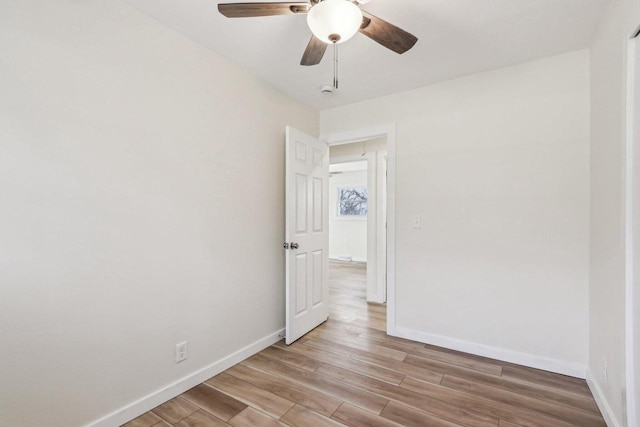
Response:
[329,164,368,262]
[0,2,317,426]
[589,1,640,425]
[321,50,590,376]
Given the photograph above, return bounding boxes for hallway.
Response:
[327,260,385,330]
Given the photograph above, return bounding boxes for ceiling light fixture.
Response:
[307,0,363,45]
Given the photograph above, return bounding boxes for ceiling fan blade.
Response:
[218,2,311,18]
[300,35,327,66]
[359,10,418,54]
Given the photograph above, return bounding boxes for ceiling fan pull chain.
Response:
[333,42,339,90]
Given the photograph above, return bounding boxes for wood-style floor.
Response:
[124,260,605,427]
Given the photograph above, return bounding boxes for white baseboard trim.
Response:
[329,256,367,263]
[392,326,587,379]
[87,328,285,427]
[586,370,622,427]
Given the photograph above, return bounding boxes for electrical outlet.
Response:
[176,341,188,363]
[602,359,607,384]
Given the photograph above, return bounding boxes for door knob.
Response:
[290,242,299,249]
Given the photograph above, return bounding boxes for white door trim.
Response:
[625,28,640,427]
[321,124,397,334]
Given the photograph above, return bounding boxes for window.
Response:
[337,186,368,217]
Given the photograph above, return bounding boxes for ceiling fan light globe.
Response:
[307,0,363,44]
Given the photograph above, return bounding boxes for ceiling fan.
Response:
[217,0,418,67]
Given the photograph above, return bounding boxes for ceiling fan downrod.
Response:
[326,33,341,91]
[333,42,338,90]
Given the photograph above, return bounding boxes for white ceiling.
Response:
[123,0,610,110]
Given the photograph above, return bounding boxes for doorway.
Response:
[322,124,397,334]
[328,160,369,325]
[329,136,387,296]
[327,138,387,327]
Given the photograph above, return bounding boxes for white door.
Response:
[285,126,329,345]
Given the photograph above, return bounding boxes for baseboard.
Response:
[586,371,623,427]
[87,328,285,427]
[329,256,367,263]
[392,326,587,379]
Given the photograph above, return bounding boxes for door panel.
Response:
[295,253,307,315]
[296,174,307,233]
[312,250,323,305]
[285,127,329,344]
[313,178,323,232]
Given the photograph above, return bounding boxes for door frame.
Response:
[321,124,397,334]
[625,27,640,427]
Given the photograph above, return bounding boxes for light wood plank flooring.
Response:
[124,260,605,427]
